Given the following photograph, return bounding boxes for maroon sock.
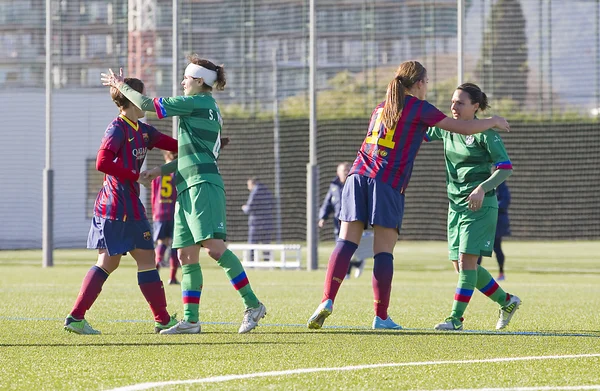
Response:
[372,252,394,319]
[70,266,109,320]
[138,269,170,324]
[155,244,167,268]
[322,240,358,302]
[169,248,179,281]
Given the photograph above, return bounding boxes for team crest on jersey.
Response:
[465,135,475,146]
[143,133,149,142]
[144,231,151,240]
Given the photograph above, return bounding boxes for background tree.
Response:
[477,0,528,104]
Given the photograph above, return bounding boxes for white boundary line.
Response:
[105,353,600,391]
[424,387,600,391]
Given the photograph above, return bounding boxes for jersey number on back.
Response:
[161,176,173,198]
[364,108,396,149]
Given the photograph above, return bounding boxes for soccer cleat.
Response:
[238,302,267,334]
[496,294,521,330]
[168,279,180,285]
[307,299,333,329]
[154,314,179,334]
[64,316,101,335]
[372,316,403,330]
[159,320,201,334]
[434,316,464,331]
[354,259,365,278]
[497,273,505,281]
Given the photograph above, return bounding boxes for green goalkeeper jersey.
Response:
[425,126,512,212]
[119,84,224,194]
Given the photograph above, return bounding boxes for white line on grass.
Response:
[424,387,600,391]
[105,353,600,391]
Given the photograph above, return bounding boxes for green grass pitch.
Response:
[0,240,599,390]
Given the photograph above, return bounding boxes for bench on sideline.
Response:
[227,243,302,269]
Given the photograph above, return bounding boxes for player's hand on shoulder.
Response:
[492,115,510,132]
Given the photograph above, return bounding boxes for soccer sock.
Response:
[70,265,109,320]
[216,249,260,309]
[155,243,167,268]
[322,239,358,303]
[372,252,394,319]
[476,265,510,306]
[169,248,179,281]
[181,263,203,323]
[137,269,170,325]
[450,269,477,320]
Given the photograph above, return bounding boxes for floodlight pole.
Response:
[43,0,54,267]
[272,48,282,243]
[457,0,464,86]
[307,0,319,270]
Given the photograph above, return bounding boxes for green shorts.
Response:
[447,206,497,260]
[172,183,227,249]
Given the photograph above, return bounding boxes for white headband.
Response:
[184,63,217,87]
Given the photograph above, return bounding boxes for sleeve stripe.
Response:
[495,161,513,170]
[423,134,431,142]
[153,98,168,119]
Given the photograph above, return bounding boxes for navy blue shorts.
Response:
[87,216,154,256]
[339,174,405,231]
[153,220,174,242]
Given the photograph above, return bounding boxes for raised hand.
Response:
[100,68,125,88]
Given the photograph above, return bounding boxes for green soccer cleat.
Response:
[154,314,179,334]
[434,316,463,331]
[64,316,101,335]
[307,299,333,329]
[496,294,521,330]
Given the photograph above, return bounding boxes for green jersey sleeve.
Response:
[118,84,195,119]
[425,126,445,142]
[481,130,512,169]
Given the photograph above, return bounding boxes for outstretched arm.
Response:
[436,116,510,135]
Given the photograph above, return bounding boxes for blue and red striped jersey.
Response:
[349,96,446,192]
[151,173,177,221]
[93,115,161,221]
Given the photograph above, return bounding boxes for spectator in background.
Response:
[319,162,372,279]
[151,150,180,285]
[478,180,511,281]
[242,177,274,261]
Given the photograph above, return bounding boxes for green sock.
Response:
[181,263,203,323]
[450,269,477,319]
[216,249,259,308]
[476,265,510,306]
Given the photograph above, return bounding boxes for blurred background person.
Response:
[242,177,274,261]
[319,162,372,279]
[151,150,180,285]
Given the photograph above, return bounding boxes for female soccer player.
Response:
[425,83,520,331]
[151,150,180,285]
[307,61,510,330]
[101,55,266,335]
[64,77,179,335]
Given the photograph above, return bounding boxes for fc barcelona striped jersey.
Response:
[93,115,161,221]
[349,96,446,192]
[151,173,177,221]
[151,94,224,194]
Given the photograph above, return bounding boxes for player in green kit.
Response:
[425,83,521,331]
[101,55,266,334]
